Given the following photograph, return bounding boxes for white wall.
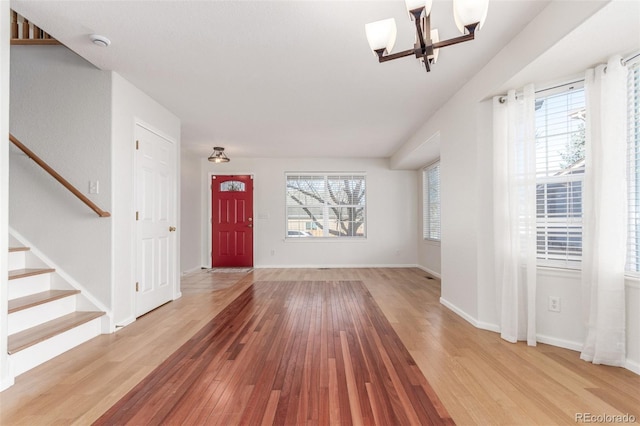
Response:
[392,0,640,372]
[180,148,201,274]
[197,157,418,269]
[0,1,13,392]
[111,73,180,327]
[9,45,112,306]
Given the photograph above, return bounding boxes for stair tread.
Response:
[8,268,55,280]
[9,247,30,252]
[8,289,81,314]
[8,311,105,354]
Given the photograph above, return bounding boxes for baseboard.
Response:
[439,297,479,327]
[181,266,201,276]
[0,374,15,392]
[415,265,441,279]
[115,315,136,329]
[440,296,639,375]
[439,298,500,332]
[536,333,582,352]
[476,321,500,333]
[625,358,640,375]
[254,263,419,269]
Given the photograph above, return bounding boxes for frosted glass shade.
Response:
[365,18,397,53]
[405,0,433,15]
[453,0,489,33]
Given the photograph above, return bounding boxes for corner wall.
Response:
[111,73,180,327]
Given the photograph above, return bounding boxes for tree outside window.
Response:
[286,174,366,238]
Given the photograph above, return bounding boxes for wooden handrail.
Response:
[9,134,111,218]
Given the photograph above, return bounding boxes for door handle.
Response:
[169,226,177,232]
[247,224,253,228]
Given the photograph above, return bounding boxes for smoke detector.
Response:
[89,34,111,47]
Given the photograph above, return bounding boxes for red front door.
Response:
[211,175,254,267]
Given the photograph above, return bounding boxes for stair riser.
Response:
[9,317,102,377]
[8,251,26,270]
[8,274,51,299]
[9,296,77,335]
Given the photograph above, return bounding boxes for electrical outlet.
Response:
[548,296,561,312]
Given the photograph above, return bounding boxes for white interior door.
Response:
[135,124,176,317]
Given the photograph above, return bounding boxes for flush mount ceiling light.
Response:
[208,147,230,163]
[89,34,111,47]
[365,0,489,73]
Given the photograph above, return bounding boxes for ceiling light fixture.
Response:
[208,147,230,163]
[365,0,489,73]
[89,34,111,47]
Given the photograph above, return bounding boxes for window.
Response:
[535,87,585,267]
[423,162,441,241]
[219,180,246,192]
[286,174,366,238]
[627,60,640,273]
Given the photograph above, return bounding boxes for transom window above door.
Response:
[219,180,246,192]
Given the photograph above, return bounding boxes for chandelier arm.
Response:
[376,48,416,63]
[432,23,478,49]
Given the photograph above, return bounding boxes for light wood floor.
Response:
[1,268,639,425]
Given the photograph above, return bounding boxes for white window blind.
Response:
[535,87,585,268]
[627,60,640,273]
[286,174,366,238]
[423,162,441,241]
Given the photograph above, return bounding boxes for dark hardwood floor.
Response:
[94,280,453,425]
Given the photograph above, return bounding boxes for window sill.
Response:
[536,265,640,288]
[537,265,581,279]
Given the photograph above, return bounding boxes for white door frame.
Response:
[206,172,254,268]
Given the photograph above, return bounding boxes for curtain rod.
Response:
[623,51,640,65]
[498,79,582,103]
[498,51,640,103]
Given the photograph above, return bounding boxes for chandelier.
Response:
[365,0,489,73]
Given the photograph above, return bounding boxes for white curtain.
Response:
[493,84,537,346]
[581,55,628,366]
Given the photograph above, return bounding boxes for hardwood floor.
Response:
[94,280,453,425]
[1,268,639,425]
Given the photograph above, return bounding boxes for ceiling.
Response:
[12,0,550,159]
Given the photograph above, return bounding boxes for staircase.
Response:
[7,240,106,377]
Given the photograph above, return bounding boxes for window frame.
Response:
[626,58,640,275]
[423,161,441,242]
[285,172,367,239]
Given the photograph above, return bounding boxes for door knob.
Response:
[169,226,177,232]
[248,224,253,228]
